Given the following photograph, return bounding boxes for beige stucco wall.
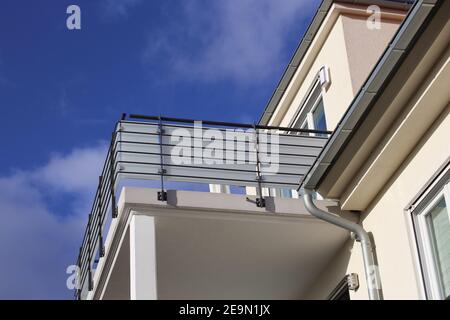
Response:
[303,3,450,299]
[302,239,354,299]
[263,0,450,300]
[341,14,402,94]
[276,13,355,131]
[351,105,449,300]
[269,4,404,132]
[304,105,450,299]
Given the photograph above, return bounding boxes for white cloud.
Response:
[35,144,107,194]
[143,0,318,84]
[0,144,107,299]
[102,0,143,19]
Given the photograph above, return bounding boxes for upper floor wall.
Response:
[266,3,406,132]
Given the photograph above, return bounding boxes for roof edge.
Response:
[258,0,413,126]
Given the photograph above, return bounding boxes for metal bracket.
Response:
[99,236,105,258]
[351,232,361,242]
[157,191,168,201]
[347,273,359,291]
[256,198,266,208]
[88,269,93,291]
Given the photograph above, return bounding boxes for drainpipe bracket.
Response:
[157,191,167,201]
[347,273,360,291]
[351,232,361,242]
[256,198,266,208]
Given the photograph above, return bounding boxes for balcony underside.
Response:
[92,188,355,300]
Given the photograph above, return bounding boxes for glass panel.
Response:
[427,197,450,298]
[280,188,292,199]
[312,99,327,132]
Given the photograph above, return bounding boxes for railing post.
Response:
[97,175,105,258]
[157,116,167,201]
[253,125,265,208]
[76,246,82,300]
[109,131,118,218]
[87,213,93,292]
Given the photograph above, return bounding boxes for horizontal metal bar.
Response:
[118,170,301,188]
[117,139,320,159]
[116,149,314,168]
[117,130,326,149]
[116,159,305,177]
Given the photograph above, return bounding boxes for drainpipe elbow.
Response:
[302,189,382,300]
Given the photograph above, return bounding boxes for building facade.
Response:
[77,0,449,300]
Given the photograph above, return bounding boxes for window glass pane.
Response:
[312,99,327,131]
[427,197,450,298]
[280,188,292,199]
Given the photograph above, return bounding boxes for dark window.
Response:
[327,277,350,300]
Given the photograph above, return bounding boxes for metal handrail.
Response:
[129,114,333,135]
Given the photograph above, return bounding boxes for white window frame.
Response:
[307,96,326,134]
[290,80,322,133]
[283,68,329,199]
[290,81,327,138]
[410,166,450,300]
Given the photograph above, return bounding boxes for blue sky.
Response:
[0,0,319,299]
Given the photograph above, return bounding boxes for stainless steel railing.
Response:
[75,114,330,299]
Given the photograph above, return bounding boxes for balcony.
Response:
[75,114,344,300]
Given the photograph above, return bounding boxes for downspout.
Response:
[303,190,382,300]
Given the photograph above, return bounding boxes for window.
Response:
[427,197,450,296]
[411,169,450,300]
[283,68,330,200]
[291,81,327,136]
[327,276,351,300]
